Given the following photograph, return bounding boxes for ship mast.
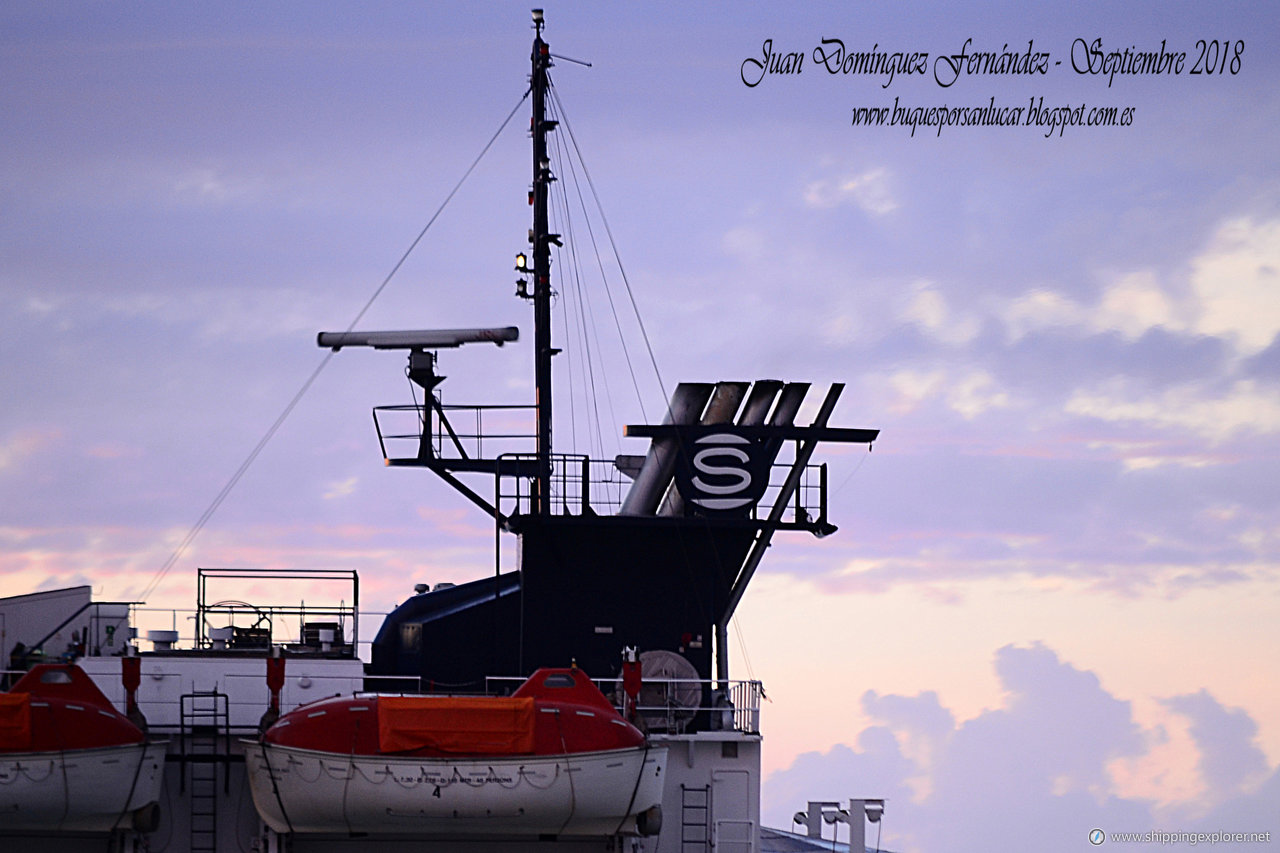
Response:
[530,8,555,515]
[334,11,882,699]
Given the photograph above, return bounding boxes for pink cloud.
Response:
[763,644,1278,852]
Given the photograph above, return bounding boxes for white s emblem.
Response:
[690,434,754,510]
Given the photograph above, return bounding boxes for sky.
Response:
[2,2,1278,851]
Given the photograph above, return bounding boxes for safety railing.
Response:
[484,675,765,735]
[371,399,834,529]
[373,401,537,465]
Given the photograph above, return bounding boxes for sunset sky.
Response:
[3,3,1278,850]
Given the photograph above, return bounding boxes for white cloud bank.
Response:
[1192,218,1280,354]
[1066,378,1280,443]
[1003,216,1280,356]
[763,643,1278,853]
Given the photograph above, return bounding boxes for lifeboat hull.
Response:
[244,740,666,837]
[0,741,167,833]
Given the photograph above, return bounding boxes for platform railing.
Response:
[22,604,385,665]
[373,401,537,464]
[371,400,833,528]
[484,675,765,735]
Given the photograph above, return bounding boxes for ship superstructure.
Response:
[1,11,879,853]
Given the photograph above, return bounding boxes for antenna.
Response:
[529,7,556,515]
[317,328,518,351]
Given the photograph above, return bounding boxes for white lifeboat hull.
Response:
[0,741,166,834]
[244,740,667,837]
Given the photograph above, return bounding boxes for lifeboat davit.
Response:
[245,667,666,838]
[0,664,165,834]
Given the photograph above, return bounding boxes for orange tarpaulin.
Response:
[0,693,32,750]
[378,696,535,755]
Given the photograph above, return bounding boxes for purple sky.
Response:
[3,3,1278,850]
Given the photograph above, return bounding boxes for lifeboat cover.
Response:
[0,693,32,750]
[378,696,535,754]
[2,664,144,752]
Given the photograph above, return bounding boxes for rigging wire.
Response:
[546,91,617,468]
[731,616,758,684]
[136,91,531,604]
[544,81,748,648]
[547,78,746,658]
[832,445,873,496]
[546,84,626,446]
[550,186,612,474]
[555,179,608,466]
[547,81,664,421]
[553,278,580,453]
[546,150,590,457]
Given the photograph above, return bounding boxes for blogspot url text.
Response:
[852,96,1135,137]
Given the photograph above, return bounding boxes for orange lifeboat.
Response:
[245,667,665,838]
[0,664,165,834]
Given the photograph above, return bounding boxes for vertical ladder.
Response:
[681,784,712,853]
[181,690,230,853]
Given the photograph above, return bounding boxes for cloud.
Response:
[173,165,264,205]
[900,282,981,346]
[1001,288,1087,341]
[1001,217,1280,358]
[0,429,58,473]
[1163,690,1271,808]
[1065,379,1280,443]
[1096,271,1183,340]
[322,476,358,499]
[803,167,897,215]
[1118,452,1222,473]
[1000,275,1183,346]
[884,367,1009,419]
[762,644,1279,853]
[1191,218,1280,354]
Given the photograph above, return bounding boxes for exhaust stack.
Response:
[618,383,713,516]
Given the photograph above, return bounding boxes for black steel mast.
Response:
[530,9,555,516]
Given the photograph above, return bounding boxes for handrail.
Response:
[13,600,138,667]
[196,567,359,655]
[484,674,765,735]
[371,400,834,527]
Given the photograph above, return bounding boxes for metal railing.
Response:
[194,568,359,655]
[370,399,833,528]
[495,452,632,516]
[374,401,537,464]
[9,600,135,667]
[484,675,765,735]
[492,454,827,525]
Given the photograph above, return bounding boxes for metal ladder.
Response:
[180,690,230,853]
[681,784,712,853]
